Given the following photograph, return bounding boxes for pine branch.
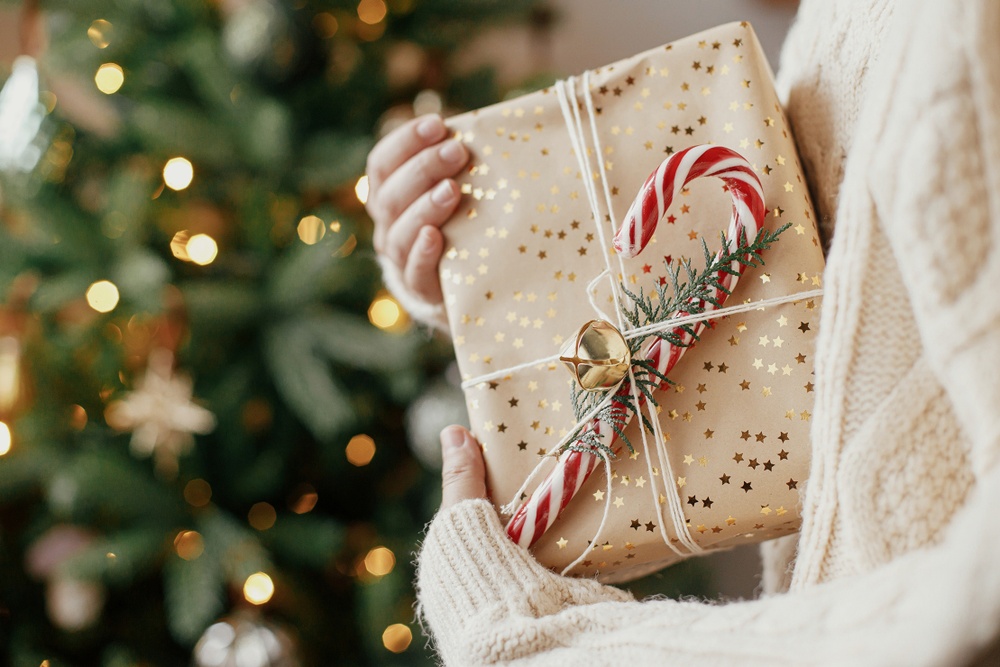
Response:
[562,223,789,461]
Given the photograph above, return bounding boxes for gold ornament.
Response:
[559,320,631,391]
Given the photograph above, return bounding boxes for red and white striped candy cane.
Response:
[505,145,765,550]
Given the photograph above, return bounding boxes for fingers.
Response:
[385,178,460,266]
[367,114,446,196]
[365,113,467,308]
[374,139,468,239]
[404,226,445,304]
[440,426,487,510]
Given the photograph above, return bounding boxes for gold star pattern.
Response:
[439,25,820,578]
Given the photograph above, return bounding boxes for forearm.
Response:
[417,478,1000,666]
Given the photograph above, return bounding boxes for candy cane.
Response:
[506,145,765,549]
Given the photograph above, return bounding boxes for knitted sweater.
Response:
[409,0,1000,664]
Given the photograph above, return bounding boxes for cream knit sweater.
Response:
[407,0,1000,664]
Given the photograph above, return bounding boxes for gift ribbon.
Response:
[459,70,824,574]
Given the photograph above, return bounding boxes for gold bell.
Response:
[560,320,632,391]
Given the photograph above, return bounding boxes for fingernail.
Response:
[416,116,443,140]
[440,426,466,452]
[439,140,465,164]
[430,180,456,206]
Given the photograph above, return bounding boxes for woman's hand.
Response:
[439,425,487,509]
[366,114,469,305]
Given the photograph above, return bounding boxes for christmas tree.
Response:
[0,0,543,664]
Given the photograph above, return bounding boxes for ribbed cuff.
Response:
[378,255,451,333]
[416,500,631,664]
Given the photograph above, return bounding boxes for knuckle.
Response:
[386,229,409,266]
[366,198,388,228]
[417,147,441,175]
[380,196,405,224]
[365,154,387,186]
[441,463,472,487]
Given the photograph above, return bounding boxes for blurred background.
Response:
[0,1,797,665]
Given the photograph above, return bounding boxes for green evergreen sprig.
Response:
[564,223,791,460]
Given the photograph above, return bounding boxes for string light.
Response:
[87,20,113,48]
[86,280,120,313]
[184,478,212,507]
[382,624,412,653]
[170,230,191,261]
[69,405,88,430]
[297,215,326,245]
[345,434,376,466]
[0,422,10,456]
[243,572,274,605]
[94,63,124,94]
[357,0,388,25]
[174,530,205,561]
[368,293,405,331]
[185,233,218,265]
[289,483,318,514]
[248,502,277,531]
[354,175,369,204]
[0,337,21,412]
[163,157,194,191]
[363,546,395,576]
[312,12,339,38]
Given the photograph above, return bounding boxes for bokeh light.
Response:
[313,12,339,38]
[364,546,395,576]
[354,175,369,204]
[87,20,113,48]
[368,293,403,330]
[184,479,212,507]
[0,422,11,456]
[69,405,88,430]
[297,215,326,245]
[345,434,376,466]
[289,484,318,514]
[163,157,194,191]
[248,502,277,531]
[94,63,124,94]
[243,572,274,605]
[382,624,412,653]
[185,233,218,265]
[86,280,120,313]
[357,0,388,25]
[173,530,205,561]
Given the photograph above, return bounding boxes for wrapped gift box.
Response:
[440,22,824,583]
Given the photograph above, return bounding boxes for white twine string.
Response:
[460,288,825,390]
[578,70,706,561]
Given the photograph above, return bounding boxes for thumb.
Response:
[439,425,487,509]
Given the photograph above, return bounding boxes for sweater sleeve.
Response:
[417,480,1000,666]
[865,0,1000,476]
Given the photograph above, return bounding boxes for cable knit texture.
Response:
[413,0,1000,663]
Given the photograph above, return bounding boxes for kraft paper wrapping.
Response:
[439,22,824,583]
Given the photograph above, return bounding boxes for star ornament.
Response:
[105,349,216,477]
